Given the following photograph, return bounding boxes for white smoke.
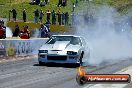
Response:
[74,6,132,65]
[32,28,40,38]
[6,27,13,37]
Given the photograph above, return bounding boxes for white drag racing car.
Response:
[38,35,89,65]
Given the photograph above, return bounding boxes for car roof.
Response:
[51,35,82,38]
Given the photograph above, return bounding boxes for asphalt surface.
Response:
[0,57,132,88]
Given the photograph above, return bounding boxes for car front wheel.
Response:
[79,52,84,65]
[39,61,44,66]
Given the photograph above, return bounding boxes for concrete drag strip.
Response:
[0,56,132,88]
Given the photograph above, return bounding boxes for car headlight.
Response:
[67,51,77,55]
[39,50,48,53]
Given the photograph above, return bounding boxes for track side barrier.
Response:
[0,38,47,56]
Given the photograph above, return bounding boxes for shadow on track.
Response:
[33,63,80,68]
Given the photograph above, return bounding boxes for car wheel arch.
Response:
[79,51,84,65]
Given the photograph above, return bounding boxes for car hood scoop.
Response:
[52,41,70,50]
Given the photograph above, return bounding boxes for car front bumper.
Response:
[38,54,80,64]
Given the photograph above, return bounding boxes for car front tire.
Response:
[39,61,44,66]
[79,52,84,65]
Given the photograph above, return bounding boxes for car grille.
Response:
[47,56,67,60]
[39,55,45,58]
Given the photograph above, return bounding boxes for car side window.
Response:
[71,37,82,45]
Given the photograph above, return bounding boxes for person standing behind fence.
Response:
[57,10,62,25]
[65,12,69,25]
[34,9,39,23]
[51,10,56,25]
[11,8,17,21]
[23,9,26,22]
[46,10,51,23]
[39,10,44,24]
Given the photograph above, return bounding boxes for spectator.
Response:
[39,24,45,38]
[40,1,46,7]
[34,9,39,23]
[71,12,75,25]
[45,0,48,4]
[11,8,17,21]
[75,0,78,6]
[45,21,50,32]
[36,0,40,5]
[39,24,50,38]
[57,10,62,25]
[65,12,69,25]
[0,24,3,30]
[62,0,67,6]
[51,10,56,24]
[29,0,35,5]
[21,26,30,34]
[39,10,44,23]
[0,20,5,29]
[62,12,65,25]
[0,24,6,39]
[20,26,30,39]
[44,24,50,38]
[58,0,62,7]
[13,24,20,37]
[46,10,51,23]
[23,9,26,22]
[72,3,76,12]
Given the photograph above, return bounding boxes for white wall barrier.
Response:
[0,39,47,56]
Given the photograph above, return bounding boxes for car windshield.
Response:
[46,36,81,45]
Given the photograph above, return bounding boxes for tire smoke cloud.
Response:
[6,27,13,37]
[74,6,132,65]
